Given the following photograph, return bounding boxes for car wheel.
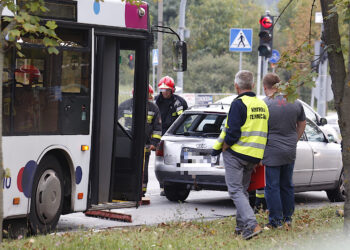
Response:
[29,155,64,234]
[164,183,190,202]
[326,170,346,202]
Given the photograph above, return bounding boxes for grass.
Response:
[1,206,348,249]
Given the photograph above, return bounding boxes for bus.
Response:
[2,0,186,235]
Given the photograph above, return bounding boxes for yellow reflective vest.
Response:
[213,95,269,160]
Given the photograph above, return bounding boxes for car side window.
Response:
[303,105,318,124]
[174,114,199,134]
[305,120,325,142]
[195,115,217,132]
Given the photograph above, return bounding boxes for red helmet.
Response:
[148,84,154,95]
[132,84,154,96]
[158,76,175,92]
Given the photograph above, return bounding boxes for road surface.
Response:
[57,153,341,232]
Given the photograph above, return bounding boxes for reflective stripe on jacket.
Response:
[117,98,162,147]
[213,95,269,160]
[155,94,188,135]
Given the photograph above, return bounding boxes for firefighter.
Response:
[155,76,188,135]
[155,76,188,196]
[118,85,162,197]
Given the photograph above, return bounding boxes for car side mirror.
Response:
[172,41,187,72]
[319,117,327,126]
[327,134,336,143]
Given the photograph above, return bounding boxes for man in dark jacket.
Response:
[155,76,188,196]
[155,76,188,135]
[118,85,162,196]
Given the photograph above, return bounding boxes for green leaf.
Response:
[23,23,38,33]
[48,46,59,55]
[46,21,58,30]
[8,29,21,40]
[17,51,25,58]
[15,43,22,50]
[3,17,13,22]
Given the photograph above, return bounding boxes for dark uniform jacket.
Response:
[155,94,188,135]
[118,98,162,147]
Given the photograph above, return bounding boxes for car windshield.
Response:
[173,113,226,137]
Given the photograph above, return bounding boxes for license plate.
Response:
[180,147,219,165]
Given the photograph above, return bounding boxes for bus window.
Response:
[61,50,90,94]
[60,49,91,134]
[13,48,49,134]
[11,28,91,135]
[3,50,12,135]
[117,50,135,134]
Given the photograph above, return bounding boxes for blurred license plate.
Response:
[180,147,219,166]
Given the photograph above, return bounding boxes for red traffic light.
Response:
[259,16,273,29]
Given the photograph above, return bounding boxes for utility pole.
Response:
[157,0,163,86]
[177,0,187,94]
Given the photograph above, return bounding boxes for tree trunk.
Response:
[0,43,4,243]
[320,0,350,235]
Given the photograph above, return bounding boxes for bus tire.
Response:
[29,155,64,234]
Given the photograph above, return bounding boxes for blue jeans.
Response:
[265,163,295,227]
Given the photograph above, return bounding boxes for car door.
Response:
[305,119,341,185]
[293,133,313,186]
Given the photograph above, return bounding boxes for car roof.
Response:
[214,94,321,119]
[186,103,231,113]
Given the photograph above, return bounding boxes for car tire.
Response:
[29,155,64,234]
[326,170,346,202]
[164,183,190,202]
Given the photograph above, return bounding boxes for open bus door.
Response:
[89,34,149,209]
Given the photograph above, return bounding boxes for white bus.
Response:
[2,0,186,235]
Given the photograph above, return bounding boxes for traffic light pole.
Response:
[176,0,187,94]
[257,55,262,96]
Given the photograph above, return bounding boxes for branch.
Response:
[274,0,294,28]
[309,0,316,45]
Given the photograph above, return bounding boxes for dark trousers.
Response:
[142,151,150,195]
[265,163,295,226]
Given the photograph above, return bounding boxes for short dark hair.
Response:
[263,73,280,89]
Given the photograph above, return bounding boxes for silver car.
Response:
[155,101,344,203]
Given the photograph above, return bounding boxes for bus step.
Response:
[84,210,132,222]
[89,201,137,210]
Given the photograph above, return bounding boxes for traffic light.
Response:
[258,14,274,58]
[128,54,134,69]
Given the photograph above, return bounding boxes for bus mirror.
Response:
[172,41,187,72]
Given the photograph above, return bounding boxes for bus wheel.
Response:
[29,155,64,234]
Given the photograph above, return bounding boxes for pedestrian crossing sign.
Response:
[229,28,253,52]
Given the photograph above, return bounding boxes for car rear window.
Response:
[173,113,226,137]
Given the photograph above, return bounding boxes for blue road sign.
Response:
[269,49,281,63]
[229,28,253,52]
[152,49,158,66]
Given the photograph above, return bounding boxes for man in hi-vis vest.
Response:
[212,70,269,240]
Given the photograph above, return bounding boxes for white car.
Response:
[155,99,344,203]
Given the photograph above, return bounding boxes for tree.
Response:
[274,0,350,234]
[0,0,60,241]
[320,0,350,234]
